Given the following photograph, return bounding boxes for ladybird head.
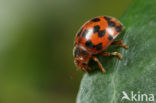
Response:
[73,45,90,69]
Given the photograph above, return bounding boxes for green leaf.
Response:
[76,0,156,103]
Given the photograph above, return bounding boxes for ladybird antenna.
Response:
[71,68,80,79]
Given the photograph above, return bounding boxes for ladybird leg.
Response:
[86,65,92,71]
[111,40,128,49]
[92,56,106,73]
[81,68,88,73]
[100,52,123,59]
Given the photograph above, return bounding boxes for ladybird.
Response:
[73,16,128,73]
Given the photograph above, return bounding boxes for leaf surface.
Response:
[76,0,156,103]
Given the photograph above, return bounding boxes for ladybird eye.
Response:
[82,62,87,66]
[74,47,80,56]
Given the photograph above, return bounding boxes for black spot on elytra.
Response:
[108,35,113,40]
[85,40,94,48]
[77,29,82,36]
[91,18,100,22]
[82,29,88,38]
[108,21,116,27]
[104,16,111,21]
[93,25,100,33]
[116,25,122,32]
[94,43,103,50]
[98,30,106,37]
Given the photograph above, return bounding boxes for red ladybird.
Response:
[73,16,128,73]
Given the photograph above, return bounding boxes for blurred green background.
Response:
[0,0,132,103]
